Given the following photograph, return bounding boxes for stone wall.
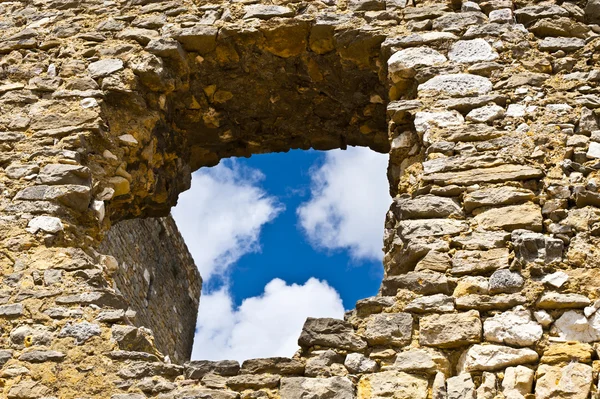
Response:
[99,215,201,364]
[2,0,600,397]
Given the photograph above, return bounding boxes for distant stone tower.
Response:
[1,0,600,397]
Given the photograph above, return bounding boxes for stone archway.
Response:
[2,0,600,397]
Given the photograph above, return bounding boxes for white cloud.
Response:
[297,147,390,261]
[172,160,284,281]
[191,278,344,361]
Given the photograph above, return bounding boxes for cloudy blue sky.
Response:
[172,147,390,361]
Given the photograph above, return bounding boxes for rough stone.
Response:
[299,318,367,351]
[488,269,524,294]
[393,348,451,376]
[474,203,543,232]
[419,310,482,348]
[388,47,447,81]
[463,187,535,212]
[280,377,354,399]
[502,366,534,398]
[405,294,455,313]
[364,313,413,346]
[357,371,428,399]
[483,306,543,346]
[26,216,64,234]
[418,74,493,97]
[535,363,593,399]
[448,39,498,64]
[447,373,476,399]
[88,59,124,78]
[58,321,102,344]
[450,248,509,276]
[394,195,463,219]
[537,293,591,309]
[458,344,539,373]
[344,353,377,374]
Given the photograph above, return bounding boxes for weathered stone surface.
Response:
[476,372,497,399]
[405,294,454,313]
[388,47,447,81]
[88,59,123,78]
[463,187,534,212]
[357,371,428,399]
[586,0,600,24]
[58,321,101,344]
[299,318,367,351]
[414,251,451,272]
[393,348,451,376]
[447,373,476,399]
[553,310,600,342]
[227,374,280,390]
[458,345,539,372]
[448,39,498,64]
[474,203,543,232]
[419,74,493,97]
[541,342,594,365]
[394,195,463,219]
[465,104,505,123]
[450,248,509,276]
[414,111,464,134]
[488,270,524,294]
[241,358,304,376]
[483,306,543,346]
[419,310,482,348]
[537,293,591,309]
[397,219,468,239]
[281,377,354,399]
[502,366,534,398]
[26,216,64,234]
[512,230,564,265]
[364,313,412,346]
[344,353,377,374]
[381,272,451,296]
[0,303,24,318]
[423,165,544,186]
[19,350,66,363]
[535,363,593,399]
[539,37,585,52]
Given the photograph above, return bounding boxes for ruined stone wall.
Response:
[3,0,600,398]
[99,215,201,365]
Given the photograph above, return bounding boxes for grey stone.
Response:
[511,230,563,265]
[405,294,455,313]
[37,164,90,185]
[344,353,377,374]
[0,349,13,366]
[26,216,64,234]
[393,348,451,375]
[394,195,463,219]
[243,5,294,19]
[280,377,354,399]
[515,4,568,24]
[241,357,304,375]
[447,373,476,399]
[304,350,344,378]
[456,294,528,311]
[397,219,468,240]
[88,59,124,78]
[5,163,39,179]
[58,321,102,344]
[146,38,185,59]
[450,248,509,276]
[117,28,159,45]
[14,184,91,212]
[0,303,23,317]
[227,374,280,390]
[423,165,544,186]
[488,269,523,294]
[458,344,539,373]
[348,0,385,11]
[465,104,505,123]
[539,37,585,52]
[449,39,498,64]
[432,12,486,33]
[451,230,510,250]
[464,186,534,212]
[489,8,514,23]
[586,0,600,24]
[483,306,543,346]
[172,25,217,54]
[418,74,493,97]
[381,271,451,296]
[388,47,447,81]
[419,310,482,348]
[19,350,66,363]
[364,313,412,346]
[298,318,366,351]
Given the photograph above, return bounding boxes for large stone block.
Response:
[419,310,482,348]
[357,371,428,399]
[281,377,354,399]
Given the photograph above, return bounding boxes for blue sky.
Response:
[172,147,390,361]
